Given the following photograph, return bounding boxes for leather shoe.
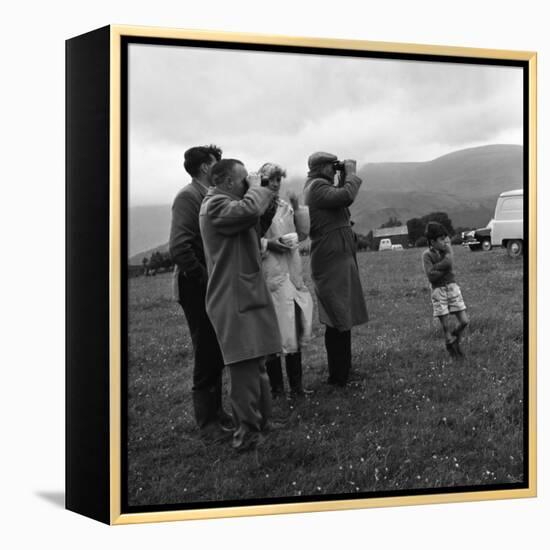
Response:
[446,340,457,358]
[218,412,235,432]
[199,422,232,443]
[452,338,465,358]
[263,416,289,432]
[232,430,265,452]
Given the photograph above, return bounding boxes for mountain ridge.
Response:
[129,144,523,262]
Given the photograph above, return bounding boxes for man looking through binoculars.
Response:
[304,152,368,387]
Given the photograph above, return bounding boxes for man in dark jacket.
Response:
[304,152,368,387]
[169,144,232,438]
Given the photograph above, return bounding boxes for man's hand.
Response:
[267,238,292,253]
[343,159,357,176]
[247,172,262,188]
[186,265,208,286]
[444,236,453,255]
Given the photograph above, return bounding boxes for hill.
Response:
[350,144,523,233]
[129,204,172,258]
[129,144,523,258]
[129,242,169,266]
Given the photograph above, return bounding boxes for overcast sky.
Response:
[128,43,523,207]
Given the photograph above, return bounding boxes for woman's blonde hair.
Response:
[258,162,287,181]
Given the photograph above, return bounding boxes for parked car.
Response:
[491,189,523,257]
[463,220,494,252]
[391,244,404,250]
[379,238,392,251]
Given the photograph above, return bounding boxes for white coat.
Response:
[261,199,313,354]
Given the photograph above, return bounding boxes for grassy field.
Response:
[127,245,524,507]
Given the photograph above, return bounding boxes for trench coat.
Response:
[199,186,282,365]
[304,173,368,331]
[261,199,313,354]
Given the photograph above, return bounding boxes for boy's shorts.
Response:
[431,283,466,317]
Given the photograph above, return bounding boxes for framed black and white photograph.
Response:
[66,25,537,525]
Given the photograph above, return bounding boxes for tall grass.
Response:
[127,246,524,506]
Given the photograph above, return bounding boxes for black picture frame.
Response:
[66,25,537,525]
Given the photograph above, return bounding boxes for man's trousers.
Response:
[228,357,272,436]
[324,325,352,386]
[178,271,226,428]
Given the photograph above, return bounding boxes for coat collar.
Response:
[306,170,333,182]
[205,185,242,200]
[191,177,210,195]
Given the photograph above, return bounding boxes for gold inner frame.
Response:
[109,25,537,525]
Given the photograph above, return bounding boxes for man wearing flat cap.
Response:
[304,152,368,387]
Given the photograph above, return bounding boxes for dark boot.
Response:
[266,356,285,397]
[285,352,312,397]
[325,327,351,386]
[192,388,217,429]
[214,378,234,432]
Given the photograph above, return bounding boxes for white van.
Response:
[491,189,523,256]
[379,238,392,251]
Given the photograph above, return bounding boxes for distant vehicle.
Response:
[379,238,392,251]
[491,189,523,257]
[391,244,404,250]
[463,220,494,252]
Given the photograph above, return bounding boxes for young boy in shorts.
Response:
[422,222,469,358]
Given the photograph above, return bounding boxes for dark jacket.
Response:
[304,173,362,240]
[169,179,209,280]
[422,247,456,288]
[303,172,368,330]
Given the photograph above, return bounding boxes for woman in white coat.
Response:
[258,162,314,397]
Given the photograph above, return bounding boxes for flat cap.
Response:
[308,151,337,170]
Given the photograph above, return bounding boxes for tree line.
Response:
[355,211,468,251]
[133,211,467,277]
[141,251,174,275]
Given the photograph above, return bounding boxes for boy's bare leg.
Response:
[452,310,470,342]
[438,314,457,358]
[438,314,454,343]
[450,310,469,357]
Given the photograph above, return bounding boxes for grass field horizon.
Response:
[127,245,525,508]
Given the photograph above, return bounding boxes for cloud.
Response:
[128,43,523,205]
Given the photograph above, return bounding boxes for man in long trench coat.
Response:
[304,152,368,387]
[199,158,282,450]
